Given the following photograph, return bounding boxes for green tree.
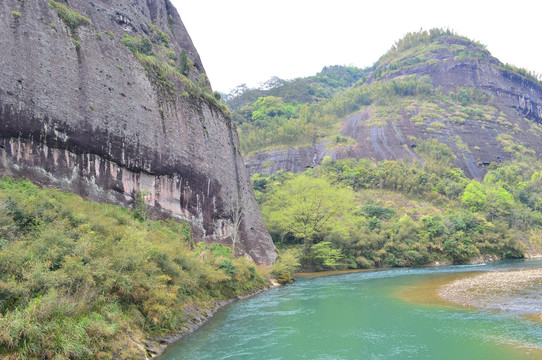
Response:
[485,185,514,221]
[462,181,514,220]
[312,242,346,270]
[179,49,189,75]
[251,96,297,127]
[270,248,301,284]
[461,181,486,212]
[444,231,479,263]
[262,175,355,251]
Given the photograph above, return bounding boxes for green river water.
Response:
[160,260,542,359]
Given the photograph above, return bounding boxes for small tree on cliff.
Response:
[179,49,189,76]
[133,190,150,224]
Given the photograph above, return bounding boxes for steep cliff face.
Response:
[0,0,276,264]
[239,33,542,179]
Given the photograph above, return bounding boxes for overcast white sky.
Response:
[171,0,541,93]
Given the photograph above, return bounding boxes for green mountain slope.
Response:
[253,153,542,270]
[228,29,542,178]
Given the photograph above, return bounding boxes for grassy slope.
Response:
[0,177,269,359]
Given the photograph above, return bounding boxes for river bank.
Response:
[145,284,279,359]
[159,260,542,360]
[397,265,542,358]
[154,263,542,358]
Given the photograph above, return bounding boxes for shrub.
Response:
[179,49,189,75]
[270,248,301,281]
[148,23,170,46]
[122,34,154,56]
[104,30,115,40]
[49,0,92,29]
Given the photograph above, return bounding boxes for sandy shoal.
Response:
[438,268,542,310]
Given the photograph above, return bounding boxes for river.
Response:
[160,259,542,359]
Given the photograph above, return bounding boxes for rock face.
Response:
[0,0,276,264]
[246,142,329,175]
[243,36,542,179]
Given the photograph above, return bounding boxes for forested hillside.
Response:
[227,65,371,155]
[255,155,542,271]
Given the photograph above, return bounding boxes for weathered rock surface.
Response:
[0,0,276,264]
[245,142,330,174]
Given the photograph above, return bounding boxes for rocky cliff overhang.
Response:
[0,0,276,264]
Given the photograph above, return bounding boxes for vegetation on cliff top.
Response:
[49,0,230,118]
[0,177,269,359]
[121,29,230,118]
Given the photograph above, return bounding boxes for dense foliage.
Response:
[0,178,268,359]
[254,155,542,271]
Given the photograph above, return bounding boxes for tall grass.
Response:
[0,177,268,358]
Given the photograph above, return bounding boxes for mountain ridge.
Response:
[227,29,542,179]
